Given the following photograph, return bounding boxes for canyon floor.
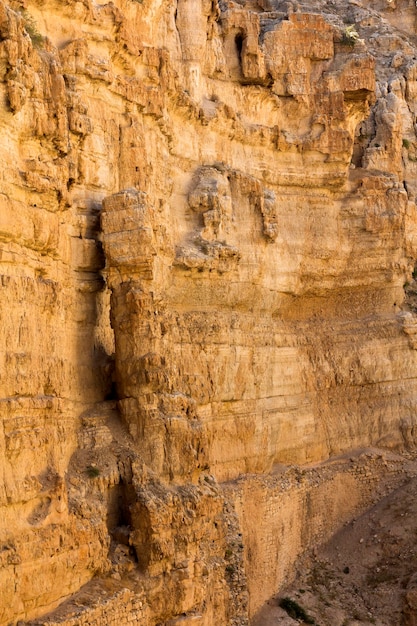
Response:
[253,450,417,626]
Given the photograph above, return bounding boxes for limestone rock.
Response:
[1,0,417,625]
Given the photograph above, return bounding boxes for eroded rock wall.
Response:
[2,0,417,624]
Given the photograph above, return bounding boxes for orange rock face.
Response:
[2,0,417,624]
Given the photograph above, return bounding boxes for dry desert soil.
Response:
[253,455,417,626]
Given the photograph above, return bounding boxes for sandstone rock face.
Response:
[2,0,417,624]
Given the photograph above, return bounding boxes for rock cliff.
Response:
[2,0,417,624]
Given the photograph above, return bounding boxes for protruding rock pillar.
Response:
[101,189,208,483]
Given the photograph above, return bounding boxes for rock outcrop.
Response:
[2,0,417,624]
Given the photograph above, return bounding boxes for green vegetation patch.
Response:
[19,10,44,47]
[85,465,100,478]
[341,25,359,47]
[279,597,316,624]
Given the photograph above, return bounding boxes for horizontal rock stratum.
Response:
[2,0,417,624]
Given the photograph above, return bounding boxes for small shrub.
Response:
[403,138,411,149]
[19,10,44,48]
[86,465,100,478]
[366,568,396,587]
[279,597,316,624]
[341,24,359,47]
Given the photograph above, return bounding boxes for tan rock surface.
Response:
[1,0,417,624]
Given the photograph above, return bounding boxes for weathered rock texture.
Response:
[2,0,417,624]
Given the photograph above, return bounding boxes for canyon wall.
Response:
[2,0,417,624]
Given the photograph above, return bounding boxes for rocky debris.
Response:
[256,466,417,625]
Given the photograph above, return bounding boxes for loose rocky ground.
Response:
[253,456,417,626]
